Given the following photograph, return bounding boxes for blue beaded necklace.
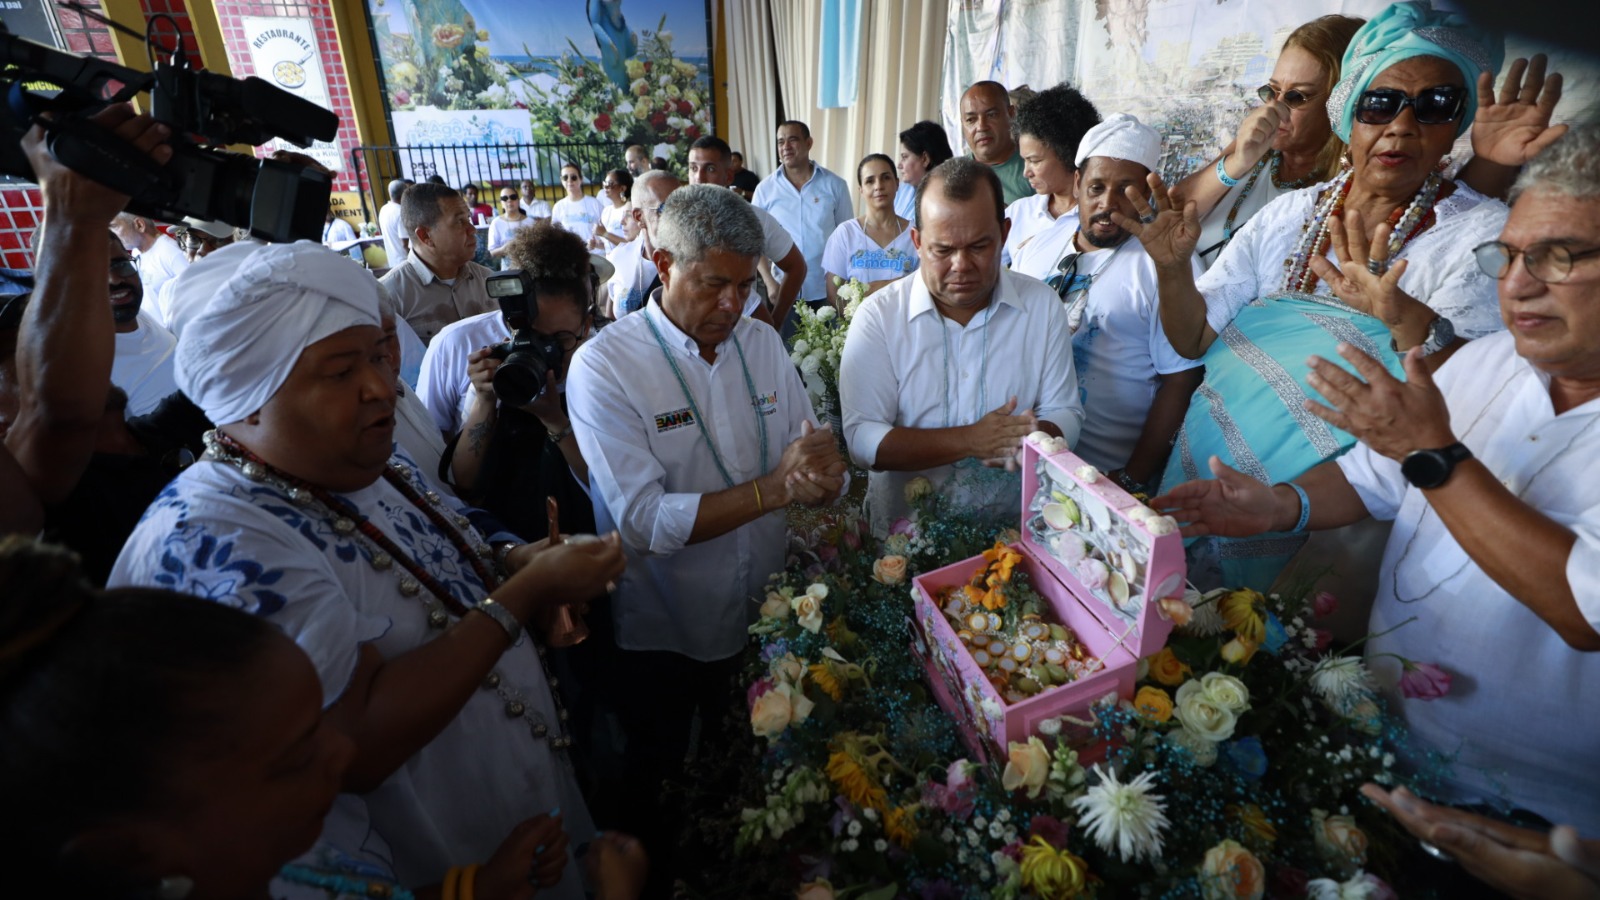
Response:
[277,863,415,899]
[644,307,769,489]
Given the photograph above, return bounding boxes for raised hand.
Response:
[1230,100,1287,173]
[967,397,1038,466]
[1309,209,1432,342]
[1304,343,1455,461]
[1150,455,1281,538]
[1471,55,1568,169]
[1111,172,1202,269]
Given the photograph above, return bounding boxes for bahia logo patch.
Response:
[655,406,696,433]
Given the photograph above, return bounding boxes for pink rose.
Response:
[1399,662,1452,700]
[747,677,774,709]
[1313,591,1338,618]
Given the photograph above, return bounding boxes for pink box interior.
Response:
[909,438,1184,759]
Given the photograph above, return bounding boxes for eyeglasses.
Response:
[1257,83,1315,109]
[537,330,584,352]
[175,233,221,253]
[1355,86,1466,126]
[1045,252,1086,300]
[1473,240,1600,284]
[109,257,139,276]
[561,174,581,182]
[501,194,518,200]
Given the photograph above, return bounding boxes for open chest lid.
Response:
[1016,433,1183,661]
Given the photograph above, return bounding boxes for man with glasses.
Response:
[152,218,237,332]
[1153,124,1600,846]
[604,169,680,318]
[1015,114,1202,495]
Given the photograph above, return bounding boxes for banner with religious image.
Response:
[363,0,713,169]
[242,16,344,173]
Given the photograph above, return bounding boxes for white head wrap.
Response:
[173,241,383,425]
[1074,112,1162,173]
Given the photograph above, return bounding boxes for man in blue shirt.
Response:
[752,120,854,324]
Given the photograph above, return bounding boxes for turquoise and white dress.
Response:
[1166,180,1507,590]
[110,448,593,893]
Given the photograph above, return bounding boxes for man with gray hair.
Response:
[604,168,680,318]
[1155,123,1600,842]
[567,183,846,890]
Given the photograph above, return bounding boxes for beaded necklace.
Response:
[1280,169,1442,296]
[277,864,414,899]
[939,302,995,430]
[201,432,574,748]
[644,307,769,489]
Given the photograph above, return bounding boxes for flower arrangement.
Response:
[681,483,1462,898]
[370,5,515,111]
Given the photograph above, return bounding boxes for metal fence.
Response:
[348,140,628,221]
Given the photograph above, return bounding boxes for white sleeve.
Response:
[416,335,464,435]
[837,294,899,468]
[822,223,851,282]
[759,209,796,262]
[1335,445,1404,521]
[1031,296,1084,448]
[1196,200,1271,335]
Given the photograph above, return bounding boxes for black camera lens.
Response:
[491,347,551,408]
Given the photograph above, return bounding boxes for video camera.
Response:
[485,269,565,408]
[0,18,339,242]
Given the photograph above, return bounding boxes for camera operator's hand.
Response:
[24,103,172,224]
[467,346,502,401]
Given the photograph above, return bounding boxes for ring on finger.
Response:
[1139,211,1158,225]
[1367,258,1388,276]
[1418,840,1455,863]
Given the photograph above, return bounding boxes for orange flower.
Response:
[810,662,843,701]
[1134,685,1174,722]
[1147,647,1191,687]
[885,806,918,848]
[983,540,1022,583]
[826,749,886,812]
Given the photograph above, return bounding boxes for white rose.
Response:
[806,583,829,601]
[750,689,792,738]
[1174,679,1238,742]
[799,354,821,376]
[786,682,816,723]
[816,305,837,321]
[759,592,790,620]
[793,339,810,355]
[1199,672,1251,714]
[769,652,805,685]
[1000,736,1050,798]
[791,593,824,633]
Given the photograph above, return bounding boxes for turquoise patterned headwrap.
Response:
[1327,1,1504,143]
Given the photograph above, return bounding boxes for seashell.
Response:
[1076,557,1109,591]
[1051,534,1088,565]
[1153,572,1184,600]
[1086,497,1112,531]
[1075,464,1101,483]
[1108,571,1131,610]
[1120,551,1141,585]
[1042,500,1080,530]
[1145,514,1178,535]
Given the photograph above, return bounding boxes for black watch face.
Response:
[1402,450,1449,488]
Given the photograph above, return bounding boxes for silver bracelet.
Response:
[474,597,523,644]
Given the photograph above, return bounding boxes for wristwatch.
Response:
[1400,442,1472,489]
[1392,315,1455,357]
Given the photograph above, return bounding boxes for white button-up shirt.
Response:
[840,268,1083,533]
[567,301,820,661]
[1338,331,1600,835]
[753,163,854,301]
[417,310,510,435]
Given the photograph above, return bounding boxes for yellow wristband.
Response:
[442,866,461,900]
[459,863,479,900]
[753,478,765,514]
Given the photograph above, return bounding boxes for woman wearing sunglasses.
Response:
[1124,0,1565,592]
[552,163,606,250]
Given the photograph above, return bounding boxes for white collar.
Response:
[906,269,1022,324]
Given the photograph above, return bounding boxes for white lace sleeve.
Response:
[1194,188,1315,334]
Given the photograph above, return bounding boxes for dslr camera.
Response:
[486,269,565,408]
[0,22,338,242]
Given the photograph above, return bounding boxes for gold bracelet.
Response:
[442,866,461,900]
[459,863,479,900]
[753,478,765,514]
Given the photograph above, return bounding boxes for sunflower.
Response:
[885,806,918,848]
[1219,589,1267,645]
[826,750,886,812]
[809,662,843,701]
[1019,836,1090,899]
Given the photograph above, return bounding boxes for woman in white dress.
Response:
[823,154,918,309]
[487,184,535,269]
[593,168,633,249]
[551,164,606,249]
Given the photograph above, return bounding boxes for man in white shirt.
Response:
[566,184,845,892]
[377,178,410,268]
[687,135,807,328]
[379,183,496,343]
[752,120,853,313]
[106,235,179,416]
[323,209,364,262]
[840,157,1083,534]
[1037,114,1202,493]
[518,179,553,221]
[604,170,679,318]
[110,212,188,304]
[1153,126,1600,838]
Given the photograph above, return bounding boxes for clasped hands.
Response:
[970,396,1039,471]
[771,420,847,507]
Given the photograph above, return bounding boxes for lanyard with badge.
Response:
[644,307,769,489]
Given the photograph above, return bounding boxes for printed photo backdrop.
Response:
[364,0,713,170]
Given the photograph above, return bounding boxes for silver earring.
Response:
[157,876,194,900]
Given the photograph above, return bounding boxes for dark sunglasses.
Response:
[501,193,518,200]
[1473,240,1600,285]
[1256,84,1315,109]
[561,174,581,181]
[1045,252,1089,300]
[109,257,139,276]
[1355,86,1465,126]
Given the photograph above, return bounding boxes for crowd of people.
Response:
[2,1,1598,897]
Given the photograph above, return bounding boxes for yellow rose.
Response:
[770,652,806,685]
[1148,647,1191,687]
[904,476,934,503]
[1220,637,1260,665]
[625,59,645,80]
[630,78,650,98]
[791,593,824,634]
[1199,672,1250,714]
[1313,811,1368,875]
[1199,839,1265,900]
[1174,679,1238,742]
[1229,803,1277,845]
[1001,736,1051,799]
[759,592,790,620]
[1134,685,1174,723]
[750,689,792,739]
[796,879,835,900]
[872,555,908,585]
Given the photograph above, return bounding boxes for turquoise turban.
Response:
[1326,0,1504,143]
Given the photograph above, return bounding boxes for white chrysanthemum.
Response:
[1070,764,1170,863]
[1310,656,1375,710]
[1180,588,1228,637]
[1305,873,1384,899]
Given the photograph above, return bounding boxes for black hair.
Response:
[778,120,811,139]
[401,182,462,235]
[506,221,598,320]
[1016,82,1102,167]
[856,153,896,186]
[425,174,447,185]
[916,157,1004,230]
[690,134,733,161]
[0,537,281,895]
[898,120,955,169]
[606,168,635,192]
